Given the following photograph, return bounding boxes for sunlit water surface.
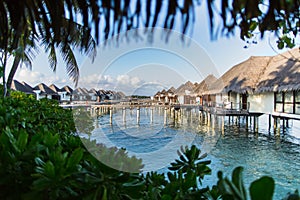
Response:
[85,108,300,199]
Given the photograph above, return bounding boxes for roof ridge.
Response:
[254,56,273,89]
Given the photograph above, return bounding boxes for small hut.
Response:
[49,84,70,102]
[73,87,90,101]
[194,74,217,106]
[60,86,73,102]
[11,80,35,95]
[175,81,197,104]
[251,48,300,115]
[207,56,271,110]
[33,83,59,100]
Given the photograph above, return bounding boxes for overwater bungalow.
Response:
[21,81,36,94]
[49,84,71,102]
[115,91,126,100]
[251,48,300,119]
[153,90,166,104]
[166,87,177,104]
[175,81,197,104]
[105,90,116,100]
[61,86,73,102]
[199,47,300,123]
[98,90,108,101]
[11,80,35,95]
[205,56,271,111]
[153,91,161,102]
[154,88,177,105]
[33,83,60,100]
[88,88,99,101]
[73,87,89,101]
[194,74,217,106]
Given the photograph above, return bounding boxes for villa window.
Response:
[284,91,294,113]
[275,91,298,114]
[295,91,300,114]
[275,92,283,112]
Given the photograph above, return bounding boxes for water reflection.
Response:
[90,107,300,199]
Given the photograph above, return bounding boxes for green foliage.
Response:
[250,177,275,200]
[277,35,295,49]
[0,92,143,199]
[209,0,299,48]
[217,167,275,200]
[142,145,212,200]
[217,167,247,200]
[72,107,95,134]
[0,91,299,199]
[283,190,300,200]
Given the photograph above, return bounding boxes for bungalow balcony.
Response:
[202,101,254,116]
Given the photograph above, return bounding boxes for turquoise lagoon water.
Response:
[86,107,300,199]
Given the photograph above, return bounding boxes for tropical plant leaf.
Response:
[250,176,275,200]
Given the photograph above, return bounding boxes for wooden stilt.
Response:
[255,116,259,132]
[164,107,167,125]
[221,116,225,131]
[150,107,153,123]
[245,116,249,132]
[268,114,272,132]
[211,114,215,129]
[122,107,126,123]
[109,107,113,124]
[274,117,280,135]
[137,107,140,124]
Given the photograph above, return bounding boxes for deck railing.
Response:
[203,101,250,111]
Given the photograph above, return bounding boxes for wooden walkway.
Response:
[60,101,294,134]
[61,102,264,118]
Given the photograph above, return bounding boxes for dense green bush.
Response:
[0,92,143,199]
[0,92,299,199]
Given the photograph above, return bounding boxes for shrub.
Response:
[0,92,143,199]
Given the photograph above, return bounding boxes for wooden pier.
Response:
[80,103,264,133]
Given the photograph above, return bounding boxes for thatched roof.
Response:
[89,88,98,95]
[33,83,57,95]
[154,48,300,95]
[73,87,89,95]
[167,86,176,93]
[206,56,271,94]
[49,84,63,92]
[81,88,89,93]
[22,81,34,92]
[61,86,73,94]
[175,81,196,95]
[116,91,126,97]
[256,48,300,92]
[98,90,106,95]
[161,89,167,94]
[11,80,34,94]
[194,74,217,95]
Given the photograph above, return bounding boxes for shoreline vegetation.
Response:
[0,90,299,199]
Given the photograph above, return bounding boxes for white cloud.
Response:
[14,68,71,87]
[16,68,45,82]
[76,73,147,95]
[12,68,154,95]
[78,74,116,89]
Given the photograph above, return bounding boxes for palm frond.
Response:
[59,43,79,86]
[48,43,58,72]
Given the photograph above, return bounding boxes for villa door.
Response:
[241,94,247,110]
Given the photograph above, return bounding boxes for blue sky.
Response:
[11,1,293,96]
